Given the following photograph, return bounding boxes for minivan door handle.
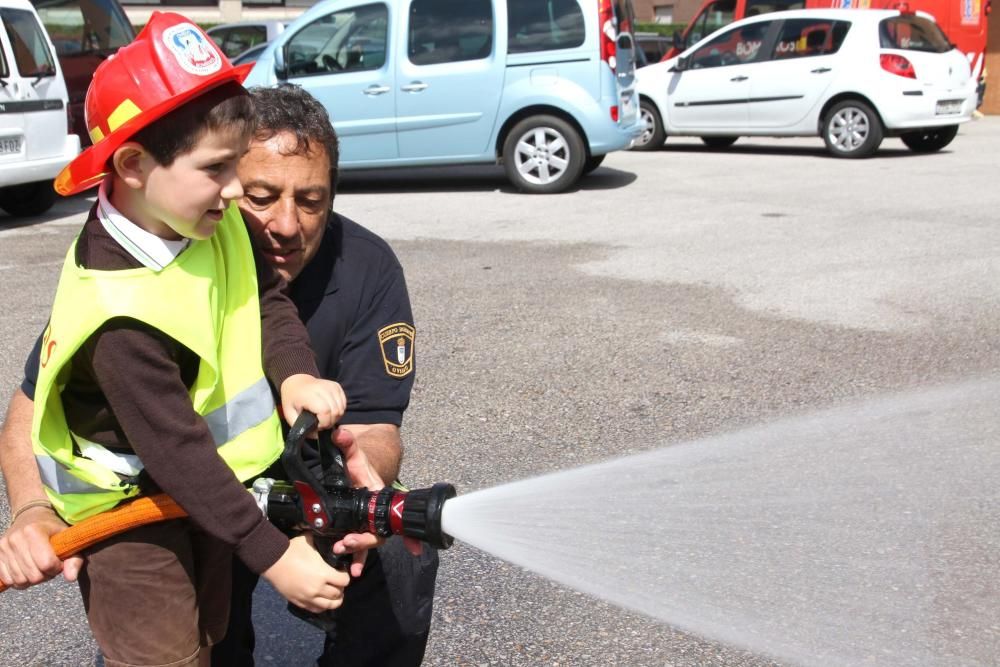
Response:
[811,67,832,74]
[730,75,748,82]
[364,84,391,96]
[401,81,429,92]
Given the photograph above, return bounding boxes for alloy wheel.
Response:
[513,127,571,186]
[827,106,871,153]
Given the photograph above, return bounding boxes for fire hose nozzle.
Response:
[398,482,457,549]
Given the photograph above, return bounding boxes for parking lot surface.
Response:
[1,120,998,666]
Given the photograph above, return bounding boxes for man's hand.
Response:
[0,506,83,589]
[329,428,422,575]
[280,375,346,431]
[263,534,351,613]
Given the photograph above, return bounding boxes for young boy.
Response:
[30,13,349,667]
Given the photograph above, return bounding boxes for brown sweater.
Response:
[60,208,318,574]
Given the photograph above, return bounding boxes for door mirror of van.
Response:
[672,55,689,72]
[274,45,288,81]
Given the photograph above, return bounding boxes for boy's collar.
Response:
[97,178,191,272]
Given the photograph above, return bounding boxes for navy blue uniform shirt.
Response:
[23,213,415,427]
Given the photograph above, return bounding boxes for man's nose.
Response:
[268,198,299,239]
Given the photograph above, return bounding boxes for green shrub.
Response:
[635,21,687,36]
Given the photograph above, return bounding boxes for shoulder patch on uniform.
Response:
[377,323,415,378]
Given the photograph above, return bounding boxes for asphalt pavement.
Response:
[1,120,998,666]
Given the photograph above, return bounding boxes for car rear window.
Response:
[879,15,951,53]
[31,0,133,58]
[0,7,56,77]
[507,0,584,53]
[222,26,267,58]
[770,18,850,59]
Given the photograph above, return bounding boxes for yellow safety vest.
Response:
[32,204,283,524]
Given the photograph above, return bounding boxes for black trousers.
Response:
[211,535,439,667]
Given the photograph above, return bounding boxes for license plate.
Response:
[935,99,963,115]
[0,137,21,155]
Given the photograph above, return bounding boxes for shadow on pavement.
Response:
[0,193,95,229]
[653,141,925,159]
[338,163,637,194]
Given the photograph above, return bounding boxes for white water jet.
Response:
[441,377,1000,666]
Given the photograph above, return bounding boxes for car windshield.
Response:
[1,7,56,77]
[879,15,951,53]
[31,0,133,57]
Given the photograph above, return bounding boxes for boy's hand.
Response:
[262,534,350,613]
[0,507,84,589]
[280,375,346,431]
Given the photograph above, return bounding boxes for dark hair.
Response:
[130,82,255,166]
[248,84,340,190]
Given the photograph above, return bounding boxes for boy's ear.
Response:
[111,142,150,190]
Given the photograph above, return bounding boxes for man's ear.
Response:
[111,142,149,190]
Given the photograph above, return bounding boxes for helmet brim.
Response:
[54,63,254,197]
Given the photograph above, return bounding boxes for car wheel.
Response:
[900,125,959,153]
[632,99,666,151]
[0,181,58,217]
[822,100,883,158]
[582,154,605,174]
[700,136,738,149]
[502,115,585,194]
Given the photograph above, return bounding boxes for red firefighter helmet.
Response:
[54,12,252,196]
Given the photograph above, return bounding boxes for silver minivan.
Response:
[0,0,79,216]
[246,0,642,194]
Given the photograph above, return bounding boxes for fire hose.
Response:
[0,411,456,623]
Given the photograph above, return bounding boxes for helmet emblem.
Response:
[163,23,221,76]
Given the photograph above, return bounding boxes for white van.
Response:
[0,0,80,217]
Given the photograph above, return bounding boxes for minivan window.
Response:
[31,0,132,57]
[689,20,771,68]
[879,15,951,53]
[688,0,735,45]
[286,3,388,77]
[1,8,56,77]
[770,18,850,59]
[507,0,584,54]
[408,0,492,65]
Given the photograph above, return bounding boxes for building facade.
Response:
[121,0,309,24]
[632,0,702,25]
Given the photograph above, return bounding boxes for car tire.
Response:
[632,99,666,151]
[701,136,738,149]
[582,154,605,174]
[502,115,585,194]
[822,100,883,158]
[900,125,959,153]
[0,181,58,217]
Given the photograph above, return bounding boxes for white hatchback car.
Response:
[633,9,977,157]
[0,0,80,216]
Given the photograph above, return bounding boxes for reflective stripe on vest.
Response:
[34,375,277,496]
[203,376,275,447]
[36,455,109,495]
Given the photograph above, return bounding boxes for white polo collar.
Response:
[97,179,190,272]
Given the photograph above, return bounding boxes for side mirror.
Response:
[671,55,689,72]
[274,45,288,81]
[672,31,685,51]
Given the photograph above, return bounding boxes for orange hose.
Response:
[0,494,186,593]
